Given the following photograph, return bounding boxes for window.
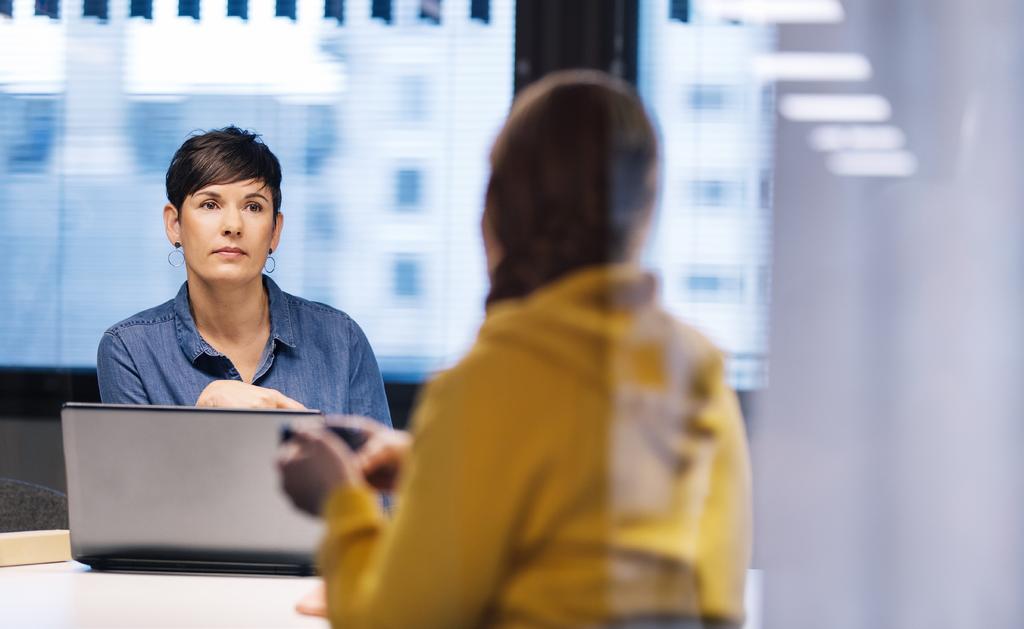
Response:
[394,169,423,210]
[690,179,741,208]
[0,1,515,374]
[82,0,107,19]
[639,6,775,387]
[324,0,343,22]
[757,265,771,305]
[398,76,428,122]
[684,269,745,303]
[393,257,423,299]
[759,169,772,210]
[308,204,339,241]
[687,84,730,111]
[419,0,441,24]
[8,98,58,174]
[227,0,248,19]
[670,0,690,23]
[276,0,296,20]
[469,0,489,23]
[128,101,182,174]
[178,0,199,20]
[35,0,59,19]
[305,105,337,176]
[371,0,392,24]
[302,204,341,306]
[129,0,151,18]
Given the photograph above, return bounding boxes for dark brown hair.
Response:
[165,125,283,218]
[484,70,659,306]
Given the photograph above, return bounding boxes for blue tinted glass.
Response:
[275,0,295,19]
[669,0,690,22]
[371,0,391,23]
[35,0,59,18]
[687,275,721,292]
[227,0,247,18]
[8,98,57,173]
[692,180,727,206]
[639,6,775,388]
[178,0,199,19]
[324,0,343,22]
[82,0,107,19]
[393,258,422,298]
[688,84,728,110]
[395,169,422,209]
[305,105,336,175]
[685,272,744,302]
[128,101,181,174]
[470,0,489,23]
[398,76,427,122]
[0,2,515,378]
[419,0,441,24]
[129,0,151,19]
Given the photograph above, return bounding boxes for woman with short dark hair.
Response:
[97,126,391,424]
[279,71,750,628]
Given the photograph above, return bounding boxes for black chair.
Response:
[0,478,69,533]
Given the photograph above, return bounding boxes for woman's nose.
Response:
[220,208,243,235]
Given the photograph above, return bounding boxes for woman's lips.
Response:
[213,247,246,258]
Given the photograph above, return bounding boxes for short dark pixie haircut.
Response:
[165,126,283,218]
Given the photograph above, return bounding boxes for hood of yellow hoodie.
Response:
[475,265,703,392]
[474,265,722,526]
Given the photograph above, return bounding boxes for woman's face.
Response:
[164,178,283,286]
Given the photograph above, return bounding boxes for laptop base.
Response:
[80,556,315,576]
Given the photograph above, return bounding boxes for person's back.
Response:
[401,265,749,627]
[278,70,751,629]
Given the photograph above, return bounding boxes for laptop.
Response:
[61,402,324,575]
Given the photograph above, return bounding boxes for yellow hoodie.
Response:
[319,265,752,628]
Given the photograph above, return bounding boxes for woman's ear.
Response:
[481,207,504,277]
[163,203,181,246]
[271,212,284,252]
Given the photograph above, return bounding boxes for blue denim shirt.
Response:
[97,276,392,426]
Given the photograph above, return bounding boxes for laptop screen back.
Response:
[61,403,324,569]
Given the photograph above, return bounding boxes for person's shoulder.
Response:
[669,316,722,366]
[425,337,541,411]
[658,313,729,398]
[103,300,176,339]
[281,292,375,348]
[282,291,356,325]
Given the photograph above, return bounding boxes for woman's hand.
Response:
[196,380,305,409]
[324,416,412,493]
[277,423,364,517]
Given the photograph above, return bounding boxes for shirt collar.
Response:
[174,275,297,365]
[264,275,297,349]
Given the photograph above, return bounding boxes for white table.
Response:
[0,561,328,628]
[0,562,763,629]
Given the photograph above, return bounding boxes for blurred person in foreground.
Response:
[278,70,751,628]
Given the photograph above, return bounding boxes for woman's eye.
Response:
[247,203,263,212]
[201,200,218,210]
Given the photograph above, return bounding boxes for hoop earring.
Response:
[264,249,276,274]
[167,242,184,268]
